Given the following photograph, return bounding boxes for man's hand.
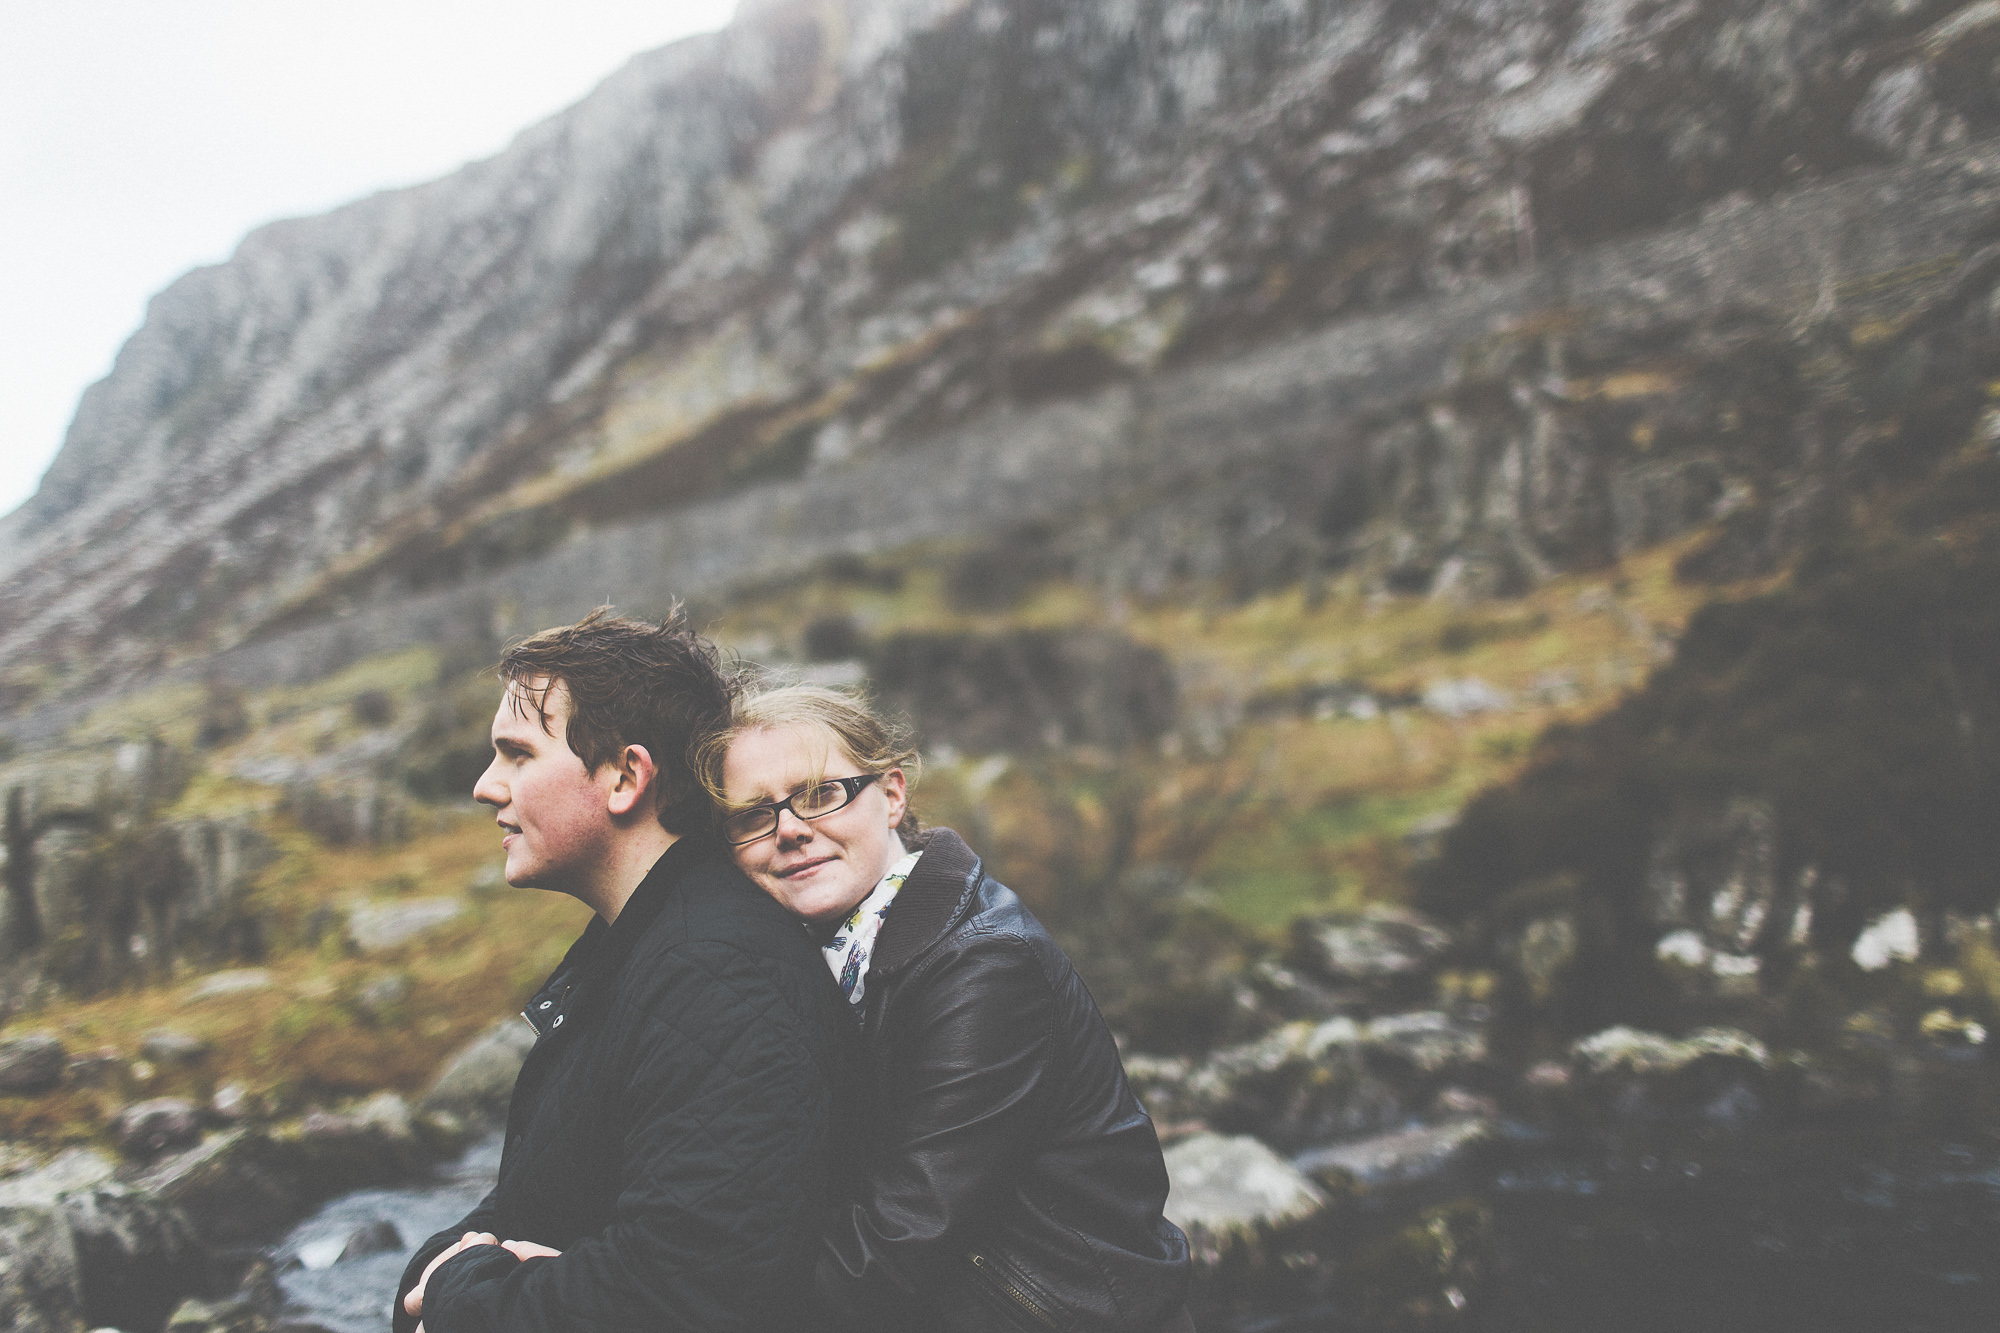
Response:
[404,1232,500,1316]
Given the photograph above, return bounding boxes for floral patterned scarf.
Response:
[823,848,921,1021]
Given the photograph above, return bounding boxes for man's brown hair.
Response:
[498,605,736,836]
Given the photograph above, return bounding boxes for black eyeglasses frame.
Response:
[722,773,883,846]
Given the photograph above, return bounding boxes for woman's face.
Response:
[721,724,909,926]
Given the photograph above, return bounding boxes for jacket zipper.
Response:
[969,1252,1061,1331]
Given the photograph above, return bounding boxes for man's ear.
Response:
[607,744,658,818]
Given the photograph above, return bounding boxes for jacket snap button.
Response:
[539,1001,552,1009]
[552,1015,564,1028]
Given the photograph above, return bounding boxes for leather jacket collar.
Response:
[866,827,985,977]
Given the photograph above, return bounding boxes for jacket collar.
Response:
[869,826,984,977]
[525,832,717,1035]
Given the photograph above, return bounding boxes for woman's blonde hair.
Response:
[696,684,922,839]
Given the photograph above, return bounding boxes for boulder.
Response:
[1570,1026,1769,1078]
[138,1031,209,1067]
[114,1100,204,1160]
[62,1052,123,1088]
[1294,1117,1496,1190]
[0,1035,67,1095]
[135,1132,300,1248]
[1290,908,1449,990]
[355,972,411,1018]
[1161,1133,1327,1259]
[1361,1010,1488,1074]
[0,1204,83,1333]
[421,1018,536,1129]
[60,1186,202,1333]
[335,1218,403,1263]
[346,899,463,953]
[0,1152,116,1209]
[283,1093,423,1194]
[187,970,273,1003]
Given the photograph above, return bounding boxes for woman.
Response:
[698,685,1193,1333]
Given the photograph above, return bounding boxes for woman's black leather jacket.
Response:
[815,828,1191,1333]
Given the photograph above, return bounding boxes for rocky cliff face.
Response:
[6,0,1998,711]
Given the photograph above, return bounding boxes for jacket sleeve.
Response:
[391,1190,503,1333]
[817,930,1055,1327]
[420,940,839,1333]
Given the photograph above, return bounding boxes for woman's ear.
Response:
[878,768,908,829]
[607,743,658,817]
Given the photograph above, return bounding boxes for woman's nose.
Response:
[774,808,814,845]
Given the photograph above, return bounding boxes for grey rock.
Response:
[1294,1117,1496,1189]
[1291,908,1449,986]
[1161,1133,1327,1253]
[1362,1010,1488,1075]
[420,1018,537,1129]
[186,970,273,1003]
[135,1132,299,1248]
[1570,1025,1770,1078]
[138,1032,209,1067]
[60,1186,202,1333]
[0,1204,83,1333]
[0,1035,67,1095]
[0,1152,116,1210]
[62,1052,123,1088]
[345,898,463,953]
[354,972,410,1016]
[334,1218,402,1264]
[113,1100,204,1160]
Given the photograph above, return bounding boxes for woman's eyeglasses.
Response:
[722,773,882,846]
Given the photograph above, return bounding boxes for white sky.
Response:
[0,0,737,519]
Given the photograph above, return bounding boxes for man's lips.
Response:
[776,855,836,879]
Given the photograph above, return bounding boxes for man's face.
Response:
[473,678,618,892]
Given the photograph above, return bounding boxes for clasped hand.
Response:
[404,1231,564,1330]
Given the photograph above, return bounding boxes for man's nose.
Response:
[472,756,504,808]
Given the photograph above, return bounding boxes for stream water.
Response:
[274,1133,503,1333]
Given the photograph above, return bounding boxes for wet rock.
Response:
[61,1186,202,1333]
[0,1203,82,1333]
[1363,1011,1488,1075]
[345,898,463,953]
[1570,1026,1770,1079]
[1422,677,1510,717]
[0,1035,67,1095]
[139,1031,209,1067]
[187,970,273,1003]
[1161,1133,1326,1259]
[1852,908,1921,971]
[334,1218,402,1263]
[0,1151,116,1209]
[284,1093,423,1195]
[1294,1118,1496,1189]
[421,1017,536,1130]
[209,1084,255,1123]
[1290,907,1449,989]
[135,1131,300,1248]
[114,1100,204,1161]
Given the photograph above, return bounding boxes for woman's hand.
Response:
[404,1232,500,1315]
[502,1240,563,1261]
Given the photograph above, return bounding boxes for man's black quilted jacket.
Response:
[393,837,860,1333]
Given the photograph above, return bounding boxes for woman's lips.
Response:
[777,855,835,879]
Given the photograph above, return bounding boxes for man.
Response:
[393,608,858,1333]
